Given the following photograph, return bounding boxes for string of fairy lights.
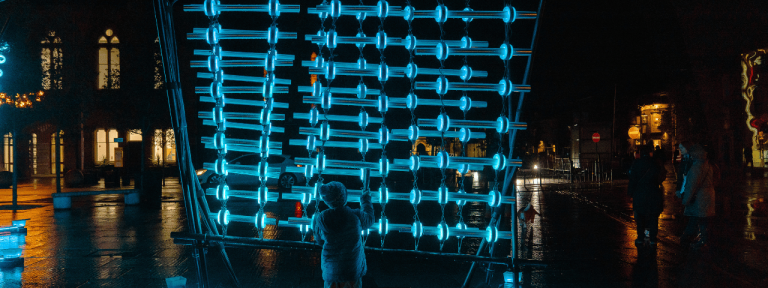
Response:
[187,0,536,252]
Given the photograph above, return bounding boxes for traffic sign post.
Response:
[592,132,601,183]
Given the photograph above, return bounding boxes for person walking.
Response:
[675,144,716,249]
[628,145,667,248]
[313,181,375,288]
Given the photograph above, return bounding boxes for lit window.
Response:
[152,129,176,166]
[98,29,120,89]
[51,131,64,174]
[3,133,12,173]
[128,129,142,142]
[41,31,63,90]
[94,129,119,164]
[154,38,164,89]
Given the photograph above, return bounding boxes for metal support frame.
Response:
[461,0,545,287]
[153,1,239,287]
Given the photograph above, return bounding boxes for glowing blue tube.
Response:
[216,185,230,201]
[296,84,381,97]
[321,90,332,110]
[184,2,301,13]
[395,5,536,23]
[409,155,420,171]
[192,58,293,68]
[194,49,295,61]
[379,157,389,177]
[299,127,378,140]
[412,221,423,238]
[437,222,450,241]
[456,189,466,206]
[304,165,315,179]
[410,189,422,205]
[197,72,292,85]
[379,217,389,235]
[437,185,448,205]
[379,127,389,145]
[359,111,369,128]
[201,136,282,150]
[198,111,284,121]
[408,125,419,141]
[359,139,369,153]
[486,225,499,243]
[258,186,269,205]
[288,186,516,206]
[292,112,382,125]
[200,96,289,108]
[203,120,282,133]
[316,152,326,172]
[320,123,331,141]
[195,85,289,95]
[417,118,526,131]
[218,209,229,226]
[436,113,450,132]
[188,28,297,41]
[416,43,532,60]
[414,78,530,96]
[378,95,388,113]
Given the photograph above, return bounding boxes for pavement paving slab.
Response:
[0,168,766,287]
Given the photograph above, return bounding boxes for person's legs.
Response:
[634,210,647,246]
[681,216,698,242]
[648,212,660,243]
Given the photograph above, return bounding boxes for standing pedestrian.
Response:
[675,141,694,193]
[313,181,375,288]
[628,145,667,247]
[675,144,716,249]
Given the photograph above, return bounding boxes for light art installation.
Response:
[180,0,541,285]
[741,49,766,165]
[0,41,8,90]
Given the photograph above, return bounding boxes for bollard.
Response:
[124,191,141,205]
[52,196,72,209]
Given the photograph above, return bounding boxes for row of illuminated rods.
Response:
[208,187,515,243]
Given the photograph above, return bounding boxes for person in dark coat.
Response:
[675,141,694,193]
[313,181,375,288]
[676,144,716,249]
[628,145,667,247]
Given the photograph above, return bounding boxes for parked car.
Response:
[196,154,305,190]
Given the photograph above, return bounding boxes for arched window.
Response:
[98,29,120,89]
[41,30,63,90]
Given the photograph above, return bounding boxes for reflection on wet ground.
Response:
[0,168,766,287]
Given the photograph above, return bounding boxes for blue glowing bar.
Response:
[184,4,300,13]
[199,96,289,108]
[388,97,487,108]
[293,113,382,124]
[199,111,284,121]
[415,79,531,95]
[302,96,377,108]
[195,86,289,94]
[191,59,293,68]
[291,186,515,206]
[405,6,535,23]
[307,4,405,18]
[304,34,489,49]
[193,49,295,61]
[298,127,378,139]
[391,129,485,139]
[418,155,523,168]
[207,212,278,228]
[204,189,281,202]
[197,73,292,85]
[203,143,282,155]
[416,44,531,60]
[202,162,282,177]
[297,85,381,96]
[305,61,487,80]
[288,139,383,150]
[418,119,527,130]
[188,28,297,41]
[302,96,486,110]
[201,136,282,149]
[202,120,285,133]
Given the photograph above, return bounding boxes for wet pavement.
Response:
[0,165,766,287]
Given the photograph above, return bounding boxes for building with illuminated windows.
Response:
[0,0,175,180]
